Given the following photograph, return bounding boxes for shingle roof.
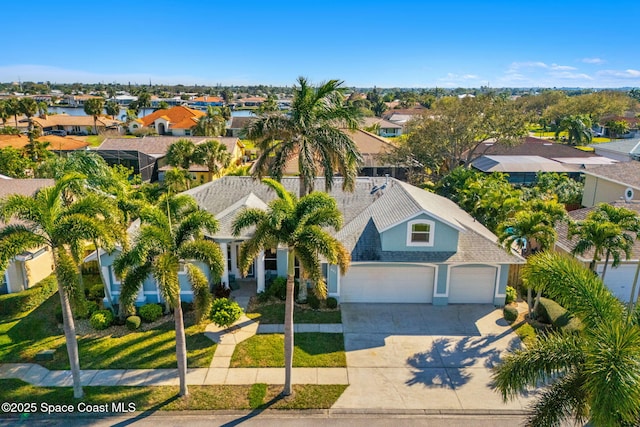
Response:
[476,136,599,159]
[184,176,523,265]
[555,201,640,262]
[591,138,640,156]
[0,178,54,198]
[471,155,573,173]
[361,117,403,129]
[583,162,640,190]
[98,136,207,156]
[229,116,256,130]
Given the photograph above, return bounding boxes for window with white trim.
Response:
[406,219,435,247]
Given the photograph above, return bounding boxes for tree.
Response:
[37,101,48,119]
[0,147,34,177]
[493,251,640,427]
[257,95,279,114]
[371,100,387,117]
[19,97,38,144]
[193,106,226,137]
[220,88,233,104]
[232,179,350,396]
[24,138,51,163]
[114,194,224,397]
[245,77,362,197]
[544,91,632,125]
[163,167,193,192]
[605,120,629,139]
[193,139,231,181]
[0,174,123,399]
[156,101,170,111]
[0,99,9,126]
[105,100,120,120]
[555,115,592,146]
[137,91,151,113]
[166,138,197,170]
[6,97,20,128]
[83,98,105,135]
[570,203,640,277]
[386,95,528,181]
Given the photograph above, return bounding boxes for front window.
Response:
[407,219,435,247]
[265,249,277,271]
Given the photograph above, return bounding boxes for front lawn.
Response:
[0,379,347,411]
[231,333,346,368]
[247,301,341,324]
[1,292,215,369]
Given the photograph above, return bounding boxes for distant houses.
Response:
[129,105,205,136]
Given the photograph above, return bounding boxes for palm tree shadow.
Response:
[405,335,505,389]
[220,393,286,427]
[111,395,180,427]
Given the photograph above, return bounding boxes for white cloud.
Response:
[549,71,593,80]
[597,69,640,79]
[582,57,605,64]
[550,64,577,71]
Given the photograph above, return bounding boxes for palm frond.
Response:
[119,262,152,315]
[153,252,180,308]
[174,210,219,247]
[185,263,212,323]
[0,225,47,271]
[525,370,588,427]
[232,208,268,236]
[178,240,225,282]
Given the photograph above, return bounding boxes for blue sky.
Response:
[2,0,639,88]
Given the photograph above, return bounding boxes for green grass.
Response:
[247,301,341,324]
[231,333,346,368]
[85,135,104,147]
[0,379,347,411]
[0,293,215,369]
[248,383,268,408]
[512,320,537,347]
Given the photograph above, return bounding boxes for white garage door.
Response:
[340,264,434,303]
[448,266,496,304]
[598,263,640,302]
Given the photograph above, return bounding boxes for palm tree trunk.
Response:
[54,251,83,399]
[601,250,610,281]
[527,287,532,316]
[532,289,543,313]
[174,293,189,397]
[283,250,295,396]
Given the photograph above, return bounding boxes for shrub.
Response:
[535,297,582,332]
[126,315,141,331]
[55,306,64,323]
[0,275,57,317]
[505,286,517,305]
[87,283,105,301]
[214,283,231,299]
[503,306,518,323]
[256,291,270,303]
[210,298,244,328]
[139,303,163,323]
[307,293,320,310]
[85,300,100,317]
[268,277,287,300]
[90,309,114,330]
[326,297,338,309]
[181,301,194,313]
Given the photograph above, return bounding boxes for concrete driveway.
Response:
[332,304,534,411]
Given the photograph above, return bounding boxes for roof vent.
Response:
[624,187,635,202]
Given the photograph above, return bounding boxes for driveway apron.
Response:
[332,303,535,411]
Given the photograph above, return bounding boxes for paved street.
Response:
[332,303,534,411]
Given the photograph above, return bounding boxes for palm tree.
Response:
[105,100,120,120]
[193,106,226,137]
[136,90,152,114]
[570,204,640,277]
[493,251,640,427]
[232,178,350,395]
[6,97,20,128]
[0,174,122,399]
[166,138,197,170]
[245,77,362,197]
[24,138,51,163]
[37,101,48,119]
[0,99,9,126]
[193,139,231,181]
[555,115,593,146]
[163,167,193,192]
[114,194,224,397]
[19,97,38,143]
[84,98,105,135]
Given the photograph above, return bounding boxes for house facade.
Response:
[90,177,523,307]
[581,162,640,207]
[0,179,55,295]
[130,106,205,136]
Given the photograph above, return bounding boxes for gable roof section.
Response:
[361,117,403,129]
[0,178,54,198]
[98,136,208,156]
[471,155,573,173]
[583,162,640,190]
[476,136,598,159]
[30,115,121,128]
[591,138,640,157]
[0,134,89,151]
[137,106,205,129]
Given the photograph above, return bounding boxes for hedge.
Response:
[535,297,582,332]
[0,275,57,317]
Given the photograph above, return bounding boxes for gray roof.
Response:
[590,138,640,156]
[471,155,572,173]
[184,176,523,265]
[555,201,640,262]
[361,117,403,129]
[0,179,55,199]
[584,162,640,190]
[98,136,240,157]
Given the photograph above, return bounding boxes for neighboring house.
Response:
[190,96,224,108]
[62,94,103,107]
[598,115,639,138]
[90,176,524,307]
[589,138,640,162]
[226,116,256,138]
[361,117,403,137]
[96,136,243,182]
[26,115,122,135]
[581,162,640,207]
[130,106,205,136]
[555,201,640,302]
[0,134,89,153]
[470,136,617,184]
[237,97,266,108]
[382,107,427,128]
[0,179,55,294]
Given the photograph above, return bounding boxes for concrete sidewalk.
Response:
[0,316,348,388]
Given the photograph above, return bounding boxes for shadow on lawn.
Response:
[220,393,286,427]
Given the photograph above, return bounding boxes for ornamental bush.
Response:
[126,315,141,331]
[503,306,518,323]
[90,309,114,330]
[326,297,338,309]
[139,303,163,323]
[210,298,243,329]
[505,286,517,305]
[307,293,320,310]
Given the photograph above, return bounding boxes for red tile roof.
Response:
[137,106,205,129]
[0,134,89,151]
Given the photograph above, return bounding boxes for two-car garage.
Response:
[339,263,498,304]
